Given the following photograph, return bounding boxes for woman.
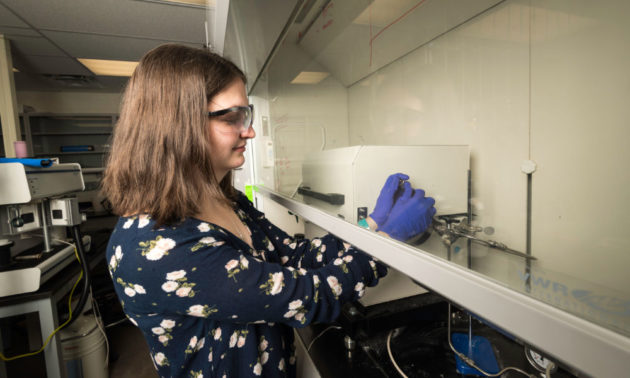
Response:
[102,44,435,377]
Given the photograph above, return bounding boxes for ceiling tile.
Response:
[42,31,202,61]
[23,55,92,75]
[6,35,66,57]
[94,75,129,92]
[2,0,207,43]
[13,72,49,90]
[1,0,218,92]
[0,26,40,37]
[0,2,29,28]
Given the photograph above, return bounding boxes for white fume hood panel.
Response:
[301,145,470,224]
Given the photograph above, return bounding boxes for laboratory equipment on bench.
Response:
[0,160,97,378]
[0,162,88,296]
[524,345,558,374]
[433,214,536,261]
[300,145,470,223]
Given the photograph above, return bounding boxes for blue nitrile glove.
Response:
[378,184,437,242]
[369,173,409,227]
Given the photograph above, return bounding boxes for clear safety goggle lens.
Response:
[207,104,254,133]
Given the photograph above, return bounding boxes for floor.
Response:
[107,322,157,378]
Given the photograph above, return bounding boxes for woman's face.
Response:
[207,79,255,181]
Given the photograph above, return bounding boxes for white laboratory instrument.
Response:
[300,145,470,222]
[300,145,470,305]
[0,162,87,297]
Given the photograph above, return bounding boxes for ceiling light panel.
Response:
[134,0,214,8]
[291,71,330,84]
[78,58,139,77]
[353,0,419,27]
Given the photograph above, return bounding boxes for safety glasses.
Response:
[207,104,254,133]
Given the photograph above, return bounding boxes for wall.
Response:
[17,90,122,114]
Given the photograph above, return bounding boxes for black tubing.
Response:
[64,225,91,328]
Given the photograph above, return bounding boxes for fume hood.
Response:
[223,0,630,376]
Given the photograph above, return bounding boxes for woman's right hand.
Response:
[378,182,436,241]
[369,173,409,227]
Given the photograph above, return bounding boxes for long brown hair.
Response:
[101,44,246,226]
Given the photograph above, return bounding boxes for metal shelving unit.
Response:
[21,113,116,168]
[19,113,116,217]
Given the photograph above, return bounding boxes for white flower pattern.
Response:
[138,214,150,228]
[154,352,167,366]
[146,248,164,261]
[186,304,217,318]
[133,284,146,294]
[122,218,134,229]
[109,246,123,272]
[270,272,284,295]
[109,255,117,269]
[327,276,343,298]
[192,236,225,251]
[166,270,186,280]
[152,327,165,335]
[161,281,178,292]
[253,362,262,375]
[237,336,246,348]
[197,222,211,232]
[160,319,175,329]
[355,282,365,297]
[139,236,176,261]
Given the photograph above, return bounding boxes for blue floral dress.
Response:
[106,192,387,378]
